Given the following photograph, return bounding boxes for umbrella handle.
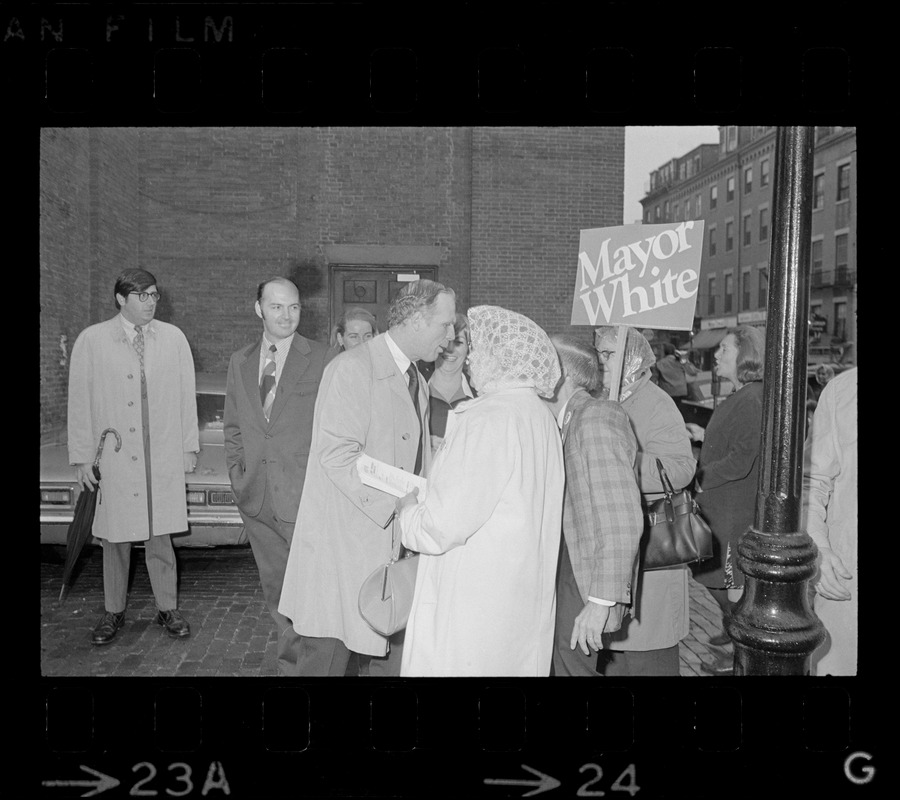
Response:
[93,427,122,467]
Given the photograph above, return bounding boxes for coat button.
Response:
[127,374,133,379]
[402,433,410,440]
[128,401,134,407]
[134,492,139,497]
[130,427,136,433]
[261,459,267,464]
[132,456,138,461]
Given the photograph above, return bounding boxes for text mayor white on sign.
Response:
[571,221,705,331]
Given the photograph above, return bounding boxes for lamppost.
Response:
[728,126,826,675]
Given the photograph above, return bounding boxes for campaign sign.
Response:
[571,221,705,330]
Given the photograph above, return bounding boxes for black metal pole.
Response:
[728,126,826,675]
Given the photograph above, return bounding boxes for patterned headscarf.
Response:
[466,305,561,398]
[594,325,656,399]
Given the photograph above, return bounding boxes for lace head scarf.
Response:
[466,305,561,398]
[594,325,656,401]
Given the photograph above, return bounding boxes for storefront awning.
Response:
[689,328,728,350]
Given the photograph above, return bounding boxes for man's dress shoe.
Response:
[156,609,191,638]
[91,611,125,646]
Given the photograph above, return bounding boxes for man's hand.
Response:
[570,602,611,656]
[685,422,705,442]
[74,463,99,492]
[815,547,853,601]
[395,487,419,514]
[184,452,198,473]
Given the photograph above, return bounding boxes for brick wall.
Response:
[41,129,92,439]
[41,126,623,434]
[470,126,624,341]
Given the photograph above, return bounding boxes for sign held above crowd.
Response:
[570,221,705,331]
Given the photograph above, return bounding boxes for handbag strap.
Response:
[655,457,676,497]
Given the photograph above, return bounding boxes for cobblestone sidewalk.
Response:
[41,546,728,677]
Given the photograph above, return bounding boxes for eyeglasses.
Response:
[130,291,160,302]
[597,349,616,361]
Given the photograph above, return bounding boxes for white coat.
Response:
[67,316,198,542]
[803,368,858,676]
[398,387,564,677]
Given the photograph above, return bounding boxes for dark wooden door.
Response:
[330,266,437,335]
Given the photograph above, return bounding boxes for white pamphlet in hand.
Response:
[356,453,427,502]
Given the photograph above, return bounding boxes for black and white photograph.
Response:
[26,5,871,798]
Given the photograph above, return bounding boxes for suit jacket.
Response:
[223,333,328,524]
[560,388,644,612]
[278,332,432,656]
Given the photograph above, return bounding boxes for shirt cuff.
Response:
[588,596,615,606]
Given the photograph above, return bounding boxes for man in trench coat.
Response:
[223,277,328,676]
[67,268,198,645]
[278,279,456,676]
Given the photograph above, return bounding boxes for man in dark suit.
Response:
[546,335,644,676]
[224,277,328,676]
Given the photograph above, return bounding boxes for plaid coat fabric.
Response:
[560,388,643,608]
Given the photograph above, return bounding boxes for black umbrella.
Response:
[58,428,122,604]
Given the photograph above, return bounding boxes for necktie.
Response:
[260,344,277,420]
[133,324,145,369]
[406,363,423,476]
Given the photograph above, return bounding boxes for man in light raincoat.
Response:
[68,269,198,645]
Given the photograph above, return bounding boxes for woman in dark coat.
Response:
[689,324,765,674]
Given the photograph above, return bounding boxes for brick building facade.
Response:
[41,126,624,438]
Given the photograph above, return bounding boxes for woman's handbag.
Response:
[640,458,713,571]
[358,549,419,637]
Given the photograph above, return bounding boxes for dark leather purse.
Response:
[640,458,713,571]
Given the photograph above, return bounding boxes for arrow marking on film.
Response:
[42,765,120,797]
[484,763,561,797]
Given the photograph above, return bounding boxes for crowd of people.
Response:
[66,268,856,677]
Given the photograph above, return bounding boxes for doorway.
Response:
[330,265,437,337]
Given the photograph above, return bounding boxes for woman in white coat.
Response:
[396,306,565,677]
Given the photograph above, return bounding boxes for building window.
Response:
[725,220,734,252]
[655,205,661,221]
[813,173,825,210]
[834,301,847,339]
[744,166,753,194]
[759,207,769,241]
[726,175,735,202]
[760,158,770,187]
[837,163,851,202]
[696,193,702,216]
[724,273,734,313]
[644,208,651,223]
[710,185,717,210]
[708,276,717,315]
[811,238,823,275]
[743,213,752,246]
[674,202,682,221]
[709,225,717,257]
[835,232,849,280]
[758,268,768,308]
[725,126,738,152]
[684,198,691,218]
[742,269,752,310]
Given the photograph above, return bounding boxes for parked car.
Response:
[40,373,247,547]
[679,371,733,429]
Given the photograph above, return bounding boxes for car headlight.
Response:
[186,490,207,505]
